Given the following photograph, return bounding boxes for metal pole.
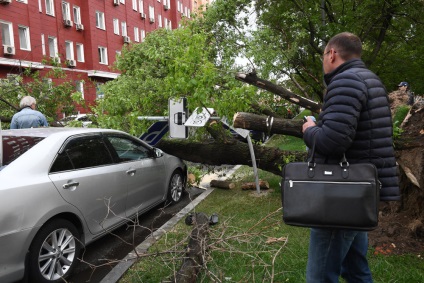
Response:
[246,134,260,194]
[137,116,168,121]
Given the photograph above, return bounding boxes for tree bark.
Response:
[157,138,307,176]
[168,213,210,283]
[233,112,304,138]
[235,72,322,114]
[210,180,236,189]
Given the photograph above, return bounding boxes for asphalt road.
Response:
[66,186,205,283]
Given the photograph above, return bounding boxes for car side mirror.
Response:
[153,148,163,158]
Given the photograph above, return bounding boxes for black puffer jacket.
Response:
[303,59,400,201]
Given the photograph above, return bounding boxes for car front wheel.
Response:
[167,170,184,203]
[28,219,81,283]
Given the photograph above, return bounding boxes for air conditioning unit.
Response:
[67,59,76,67]
[3,45,15,55]
[123,36,130,43]
[113,0,120,6]
[0,0,12,4]
[52,57,61,64]
[164,4,170,10]
[63,19,73,27]
[149,17,155,23]
[76,23,84,31]
[140,13,146,19]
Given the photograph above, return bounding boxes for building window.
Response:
[134,27,139,42]
[98,46,108,65]
[76,80,84,99]
[177,1,180,12]
[139,0,144,13]
[96,82,104,99]
[76,43,84,62]
[45,0,55,16]
[158,15,162,28]
[65,41,74,60]
[41,34,46,55]
[141,29,145,41]
[73,6,82,24]
[96,11,105,30]
[132,0,137,11]
[17,0,28,3]
[121,22,127,36]
[1,22,14,47]
[62,1,71,21]
[18,26,31,50]
[149,6,154,20]
[38,0,42,12]
[48,36,58,58]
[113,19,120,35]
[120,0,125,4]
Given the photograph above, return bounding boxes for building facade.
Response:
[0,0,192,116]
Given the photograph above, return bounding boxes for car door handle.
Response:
[126,169,136,176]
[63,181,79,190]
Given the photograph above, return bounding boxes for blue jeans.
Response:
[306,228,373,283]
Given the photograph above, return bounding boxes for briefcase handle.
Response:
[307,137,350,178]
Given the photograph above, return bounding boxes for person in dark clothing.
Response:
[302,32,400,283]
[398,81,414,105]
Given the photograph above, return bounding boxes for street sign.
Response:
[139,121,169,146]
[185,107,214,127]
[169,98,188,138]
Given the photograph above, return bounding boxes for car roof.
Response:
[1,127,122,138]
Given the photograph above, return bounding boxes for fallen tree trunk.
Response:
[210,180,236,189]
[241,180,270,190]
[233,112,304,138]
[168,213,210,283]
[157,138,307,176]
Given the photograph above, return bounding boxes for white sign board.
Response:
[168,98,188,138]
[185,107,214,127]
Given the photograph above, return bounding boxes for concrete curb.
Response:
[100,165,240,283]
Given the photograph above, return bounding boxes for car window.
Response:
[1,135,44,165]
[106,136,153,162]
[50,135,113,173]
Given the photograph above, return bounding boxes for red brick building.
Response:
[0,0,192,117]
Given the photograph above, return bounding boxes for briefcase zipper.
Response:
[288,180,373,188]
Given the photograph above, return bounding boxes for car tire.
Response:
[28,219,81,283]
[166,170,184,204]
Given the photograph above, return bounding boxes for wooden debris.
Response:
[241,180,270,190]
[210,179,236,189]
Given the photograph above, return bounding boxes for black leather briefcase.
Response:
[281,154,380,231]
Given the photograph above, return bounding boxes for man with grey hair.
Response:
[10,96,48,129]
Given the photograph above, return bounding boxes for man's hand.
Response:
[302,116,316,133]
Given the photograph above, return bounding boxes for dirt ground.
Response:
[369,91,424,256]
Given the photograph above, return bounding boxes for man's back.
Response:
[10,108,48,129]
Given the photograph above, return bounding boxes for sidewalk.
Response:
[100,165,240,283]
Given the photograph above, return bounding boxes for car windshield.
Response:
[1,135,45,166]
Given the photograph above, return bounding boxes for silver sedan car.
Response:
[0,128,187,283]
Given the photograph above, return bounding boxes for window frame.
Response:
[113,18,120,35]
[62,1,72,21]
[76,43,84,62]
[48,36,59,59]
[95,11,106,30]
[18,25,31,51]
[1,21,14,47]
[65,41,74,60]
[45,0,55,16]
[73,5,82,25]
[98,46,108,65]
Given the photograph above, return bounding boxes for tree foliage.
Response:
[0,64,84,125]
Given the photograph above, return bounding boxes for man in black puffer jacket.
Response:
[302,32,399,283]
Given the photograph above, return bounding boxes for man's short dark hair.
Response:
[327,32,362,61]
